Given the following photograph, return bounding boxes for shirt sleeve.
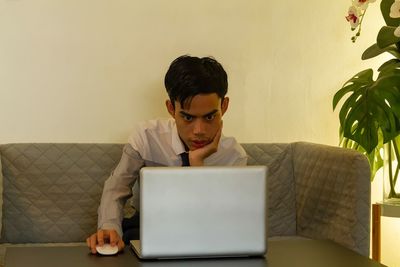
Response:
[232,155,248,166]
[97,144,144,237]
[230,141,248,166]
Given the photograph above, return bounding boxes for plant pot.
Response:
[383,138,400,205]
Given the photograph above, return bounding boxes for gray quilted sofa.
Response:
[0,142,371,266]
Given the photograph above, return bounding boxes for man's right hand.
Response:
[189,121,223,166]
[86,229,125,254]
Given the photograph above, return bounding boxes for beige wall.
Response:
[0,0,383,144]
[0,0,398,265]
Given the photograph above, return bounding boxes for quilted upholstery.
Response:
[242,143,296,237]
[292,142,371,256]
[0,144,123,243]
[0,142,371,258]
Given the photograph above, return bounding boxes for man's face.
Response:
[166,93,229,151]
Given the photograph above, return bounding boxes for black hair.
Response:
[164,55,228,108]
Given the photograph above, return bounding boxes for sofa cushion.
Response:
[0,142,370,257]
[0,144,123,243]
[292,142,371,256]
[242,143,296,237]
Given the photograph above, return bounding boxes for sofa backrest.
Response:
[0,143,296,243]
[242,143,296,237]
[291,142,371,256]
[0,144,123,243]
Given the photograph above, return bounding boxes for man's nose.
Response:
[193,119,206,135]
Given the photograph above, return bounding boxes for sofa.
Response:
[0,142,371,266]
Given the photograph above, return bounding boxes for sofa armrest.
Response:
[291,142,371,256]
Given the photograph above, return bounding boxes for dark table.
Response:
[4,239,386,267]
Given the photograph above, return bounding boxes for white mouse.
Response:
[96,244,119,255]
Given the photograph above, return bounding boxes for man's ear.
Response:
[221,97,229,115]
[166,100,175,117]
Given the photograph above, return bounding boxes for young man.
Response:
[86,55,248,254]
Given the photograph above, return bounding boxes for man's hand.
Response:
[189,121,223,166]
[86,229,125,254]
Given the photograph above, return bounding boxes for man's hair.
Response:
[164,55,228,107]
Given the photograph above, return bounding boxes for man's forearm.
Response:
[97,144,144,236]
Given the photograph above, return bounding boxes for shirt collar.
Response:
[171,120,186,156]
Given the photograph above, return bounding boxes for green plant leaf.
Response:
[378,58,400,78]
[367,146,384,180]
[373,75,400,119]
[362,44,381,60]
[362,44,400,60]
[340,135,383,181]
[336,72,400,153]
[333,69,373,110]
[387,47,400,58]
[369,76,400,143]
[340,90,380,152]
[333,83,363,110]
[343,69,374,85]
[378,59,400,72]
[377,26,400,49]
[381,0,400,27]
[378,68,400,78]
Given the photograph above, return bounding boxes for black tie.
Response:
[180,152,190,167]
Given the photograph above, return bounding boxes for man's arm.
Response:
[87,144,144,254]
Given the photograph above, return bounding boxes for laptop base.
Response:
[130,240,263,260]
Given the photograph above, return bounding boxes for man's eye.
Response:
[183,115,193,121]
[205,114,216,121]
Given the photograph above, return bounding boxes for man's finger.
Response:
[213,127,222,145]
[109,230,118,247]
[209,125,222,151]
[97,229,105,246]
[89,234,98,254]
[117,239,125,252]
[212,120,223,145]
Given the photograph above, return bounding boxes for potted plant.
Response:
[333,0,400,203]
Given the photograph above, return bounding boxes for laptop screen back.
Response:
[137,166,267,259]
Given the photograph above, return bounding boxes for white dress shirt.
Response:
[98,118,247,237]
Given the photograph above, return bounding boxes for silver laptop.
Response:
[130,166,268,259]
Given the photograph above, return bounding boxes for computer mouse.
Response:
[96,244,119,255]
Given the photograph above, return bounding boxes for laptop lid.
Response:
[132,166,267,259]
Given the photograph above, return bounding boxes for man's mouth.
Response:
[191,140,209,149]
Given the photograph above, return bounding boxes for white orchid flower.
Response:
[353,0,376,10]
[389,0,400,18]
[346,6,361,29]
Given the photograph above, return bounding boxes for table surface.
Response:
[4,239,386,267]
